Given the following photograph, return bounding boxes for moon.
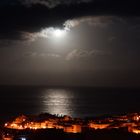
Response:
[38,27,68,39]
[52,29,66,38]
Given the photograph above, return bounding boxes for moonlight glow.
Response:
[52,29,66,38]
[38,27,68,39]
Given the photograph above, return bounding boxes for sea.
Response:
[0,86,140,121]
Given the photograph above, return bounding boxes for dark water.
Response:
[0,86,140,121]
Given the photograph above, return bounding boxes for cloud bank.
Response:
[0,0,139,43]
[66,49,112,60]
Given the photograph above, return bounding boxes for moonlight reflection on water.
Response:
[42,89,74,116]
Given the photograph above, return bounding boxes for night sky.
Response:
[0,0,140,87]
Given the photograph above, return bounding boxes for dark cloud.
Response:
[20,0,92,8]
[25,51,61,59]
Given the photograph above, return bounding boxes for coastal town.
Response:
[2,112,140,139]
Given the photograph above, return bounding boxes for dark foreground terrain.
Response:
[2,128,140,140]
